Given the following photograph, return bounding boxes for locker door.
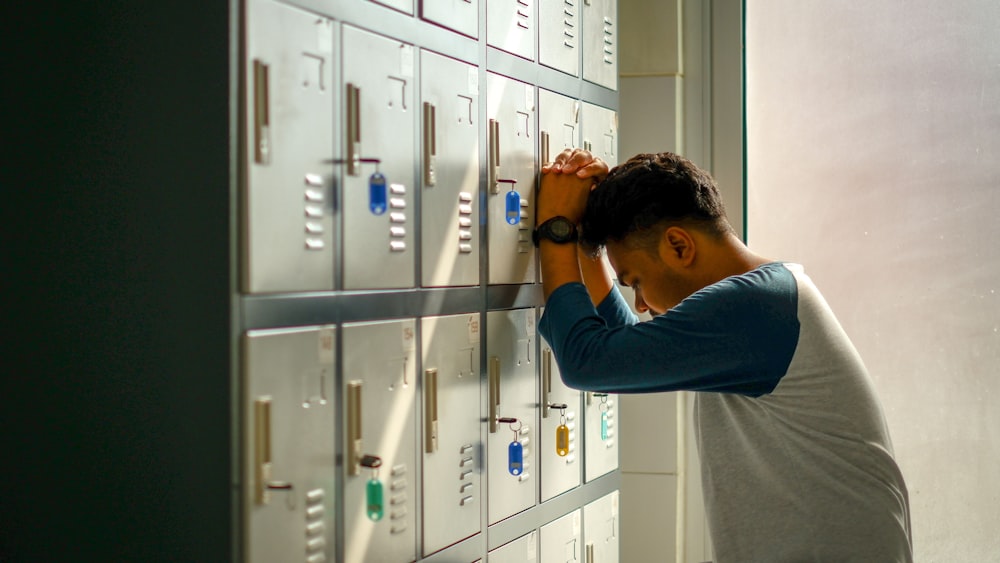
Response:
[421,0,478,38]
[582,0,617,90]
[580,103,618,168]
[244,0,336,293]
[540,327,581,502]
[486,308,538,524]
[539,510,582,563]
[539,0,580,76]
[341,26,416,289]
[486,74,536,285]
[538,89,580,168]
[487,0,535,60]
[244,326,336,563]
[343,319,417,563]
[420,313,483,555]
[488,531,538,563]
[370,0,413,15]
[420,51,480,288]
[583,490,619,563]
[583,391,618,482]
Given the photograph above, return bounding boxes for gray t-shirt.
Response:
[538,262,912,562]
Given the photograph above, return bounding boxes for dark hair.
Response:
[579,152,733,253]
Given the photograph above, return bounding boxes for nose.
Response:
[634,291,649,314]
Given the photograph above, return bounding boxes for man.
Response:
[535,150,912,562]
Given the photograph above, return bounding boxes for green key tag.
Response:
[598,395,610,441]
[360,454,384,521]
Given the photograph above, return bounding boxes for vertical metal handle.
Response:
[583,139,592,152]
[347,381,362,476]
[586,542,595,563]
[425,368,439,453]
[542,348,552,418]
[423,102,437,186]
[488,119,501,194]
[252,60,270,164]
[489,356,500,433]
[346,83,361,176]
[253,397,272,505]
[540,130,550,167]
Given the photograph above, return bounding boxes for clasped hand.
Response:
[537,148,609,226]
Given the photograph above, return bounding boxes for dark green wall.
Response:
[4,2,233,561]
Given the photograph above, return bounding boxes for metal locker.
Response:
[342,319,417,563]
[370,0,413,16]
[420,51,481,288]
[540,327,581,502]
[420,313,483,555]
[486,308,539,524]
[487,0,535,60]
[243,326,336,563]
[582,0,617,91]
[420,0,478,38]
[539,510,582,563]
[580,103,618,168]
[486,73,536,285]
[583,391,618,482]
[538,89,580,169]
[539,0,580,76]
[341,26,416,290]
[243,0,336,293]
[583,490,619,563]
[488,531,538,562]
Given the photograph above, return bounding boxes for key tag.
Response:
[506,419,524,476]
[500,179,520,225]
[598,394,610,441]
[555,406,570,457]
[369,165,387,215]
[360,454,384,521]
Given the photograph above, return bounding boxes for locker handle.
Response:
[540,130,550,167]
[347,381,363,476]
[586,542,595,563]
[253,397,293,505]
[542,347,552,418]
[422,102,437,187]
[488,119,501,194]
[583,140,593,153]
[424,368,439,453]
[346,83,361,176]
[252,60,270,165]
[489,356,500,433]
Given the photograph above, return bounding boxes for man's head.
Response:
[579,152,739,314]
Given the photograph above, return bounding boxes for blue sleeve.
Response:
[537,264,800,397]
[596,284,639,328]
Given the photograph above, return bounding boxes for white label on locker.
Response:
[468,315,480,344]
[319,329,334,364]
[402,324,415,352]
[573,511,581,536]
[468,66,479,95]
[612,492,619,516]
[525,84,534,111]
[400,45,414,77]
[527,531,538,560]
[316,20,332,53]
[526,313,536,337]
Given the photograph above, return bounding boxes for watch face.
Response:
[551,219,572,238]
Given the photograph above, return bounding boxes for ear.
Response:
[658,226,696,266]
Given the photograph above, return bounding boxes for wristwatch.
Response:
[532,216,578,247]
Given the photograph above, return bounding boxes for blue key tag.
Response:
[505,189,521,225]
[369,171,387,215]
[508,440,523,475]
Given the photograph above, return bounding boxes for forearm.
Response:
[540,240,582,301]
[577,246,614,307]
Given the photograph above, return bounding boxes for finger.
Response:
[575,158,609,181]
[549,148,575,171]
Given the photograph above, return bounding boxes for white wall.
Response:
[746,1,1000,560]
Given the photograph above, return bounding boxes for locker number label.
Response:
[318,329,334,364]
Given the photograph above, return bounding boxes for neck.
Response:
[697,233,772,286]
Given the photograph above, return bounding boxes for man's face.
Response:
[605,237,694,316]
